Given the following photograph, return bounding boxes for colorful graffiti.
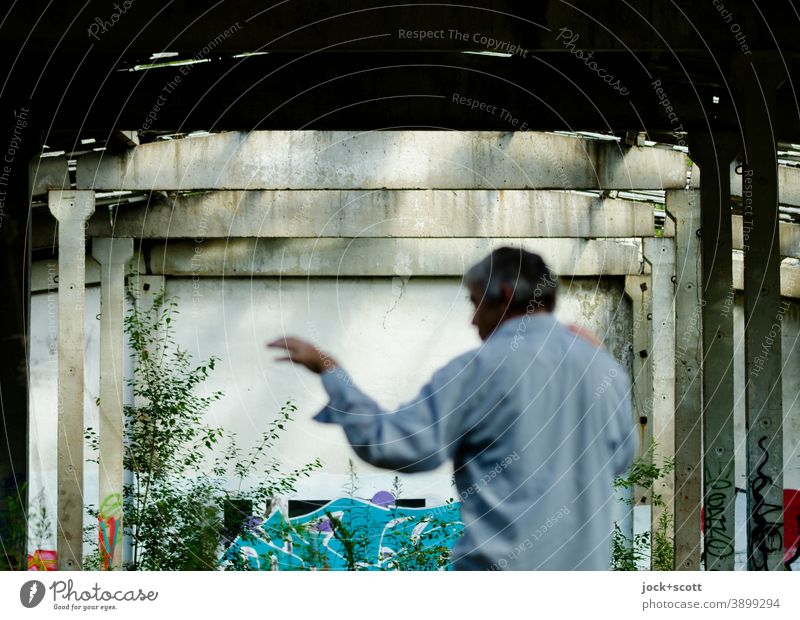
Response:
[221,492,463,571]
[98,493,123,570]
[785,489,800,570]
[27,549,57,571]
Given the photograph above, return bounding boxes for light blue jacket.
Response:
[315,313,638,570]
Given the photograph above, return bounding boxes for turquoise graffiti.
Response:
[221,492,463,570]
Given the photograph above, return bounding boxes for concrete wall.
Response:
[27,271,800,567]
[27,273,631,555]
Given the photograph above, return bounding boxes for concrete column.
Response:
[126,274,165,566]
[48,190,95,570]
[736,57,785,571]
[91,238,134,570]
[624,274,654,562]
[690,133,740,570]
[643,238,676,569]
[624,275,654,501]
[665,189,703,571]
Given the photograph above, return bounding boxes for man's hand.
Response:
[267,336,339,374]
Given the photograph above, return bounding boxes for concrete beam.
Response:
[150,237,643,277]
[76,131,689,191]
[732,215,800,259]
[85,190,656,239]
[692,161,800,208]
[32,156,70,195]
[48,190,95,571]
[30,251,800,297]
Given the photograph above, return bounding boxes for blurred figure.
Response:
[269,246,636,570]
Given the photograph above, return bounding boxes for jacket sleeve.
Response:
[313,354,479,472]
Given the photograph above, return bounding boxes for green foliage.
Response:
[382,503,461,571]
[86,289,320,570]
[612,440,675,571]
[0,480,28,570]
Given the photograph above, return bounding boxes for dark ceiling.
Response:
[0,1,798,150]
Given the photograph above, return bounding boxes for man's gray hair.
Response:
[465,247,558,312]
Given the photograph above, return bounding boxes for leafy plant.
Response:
[612,440,675,571]
[0,479,28,570]
[86,289,320,570]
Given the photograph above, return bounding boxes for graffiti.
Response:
[221,493,463,571]
[703,464,735,562]
[27,549,57,571]
[98,494,123,570]
[749,437,783,570]
[785,490,800,570]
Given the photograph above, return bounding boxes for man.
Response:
[268,247,637,570]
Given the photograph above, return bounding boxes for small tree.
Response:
[87,289,320,570]
[612,440,675,571]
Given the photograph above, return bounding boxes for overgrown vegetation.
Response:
[84,290,320,570]
[612,440,675,571]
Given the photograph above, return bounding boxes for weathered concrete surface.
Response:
[643,237,676,562]
[92,238,134,570]
[27,275,633,516]
[75,131,689,191]
[86,190,656,239]
[150,237,644,277]
[732,255,800,299]
[667,189,703,571]
[692,162,800,208]
[48,190,95,570]
[732,215,800,258]
[732,295,800,569]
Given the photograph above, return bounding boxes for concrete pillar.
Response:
[665,189,703,570]
[624,274,654,562]
[624,275,654,500]
[690,133,740,570]
[91,238,134,570]
[48,190,95,570]
[736,57,785,571]
[642,237,676,568]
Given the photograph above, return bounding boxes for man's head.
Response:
[465,247,557,340]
